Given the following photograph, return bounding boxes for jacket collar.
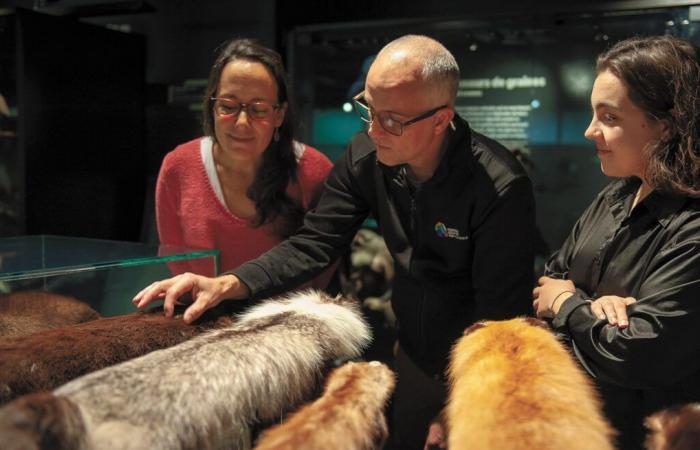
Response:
[605,177,687,228]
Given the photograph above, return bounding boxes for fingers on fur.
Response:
[0,290,370,450]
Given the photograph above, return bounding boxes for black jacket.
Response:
[548,177,700,450]
[231,115,535,376]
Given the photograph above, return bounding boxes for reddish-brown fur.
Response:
[254,361,395,450]
[646,404,700,450]
[0,303,233,405]
[0,291,101,339]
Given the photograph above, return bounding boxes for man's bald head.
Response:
[371,35,460,106]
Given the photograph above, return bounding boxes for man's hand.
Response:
[590,295,636,328]
[532,276,576,318]
[424,419,447,450]
[132,273,248,324]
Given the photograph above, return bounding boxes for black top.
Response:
[547,177,700,450]
[230,115,536,377]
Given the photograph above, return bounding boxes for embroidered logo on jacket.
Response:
[434,222,469,240]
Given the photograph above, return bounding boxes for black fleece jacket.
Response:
[230,115,536,376]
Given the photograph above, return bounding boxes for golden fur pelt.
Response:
[645,403,700,450]
[254,361,395,450]
[446,317,615,450]
[0,290,370,450]
[0,291,100,338]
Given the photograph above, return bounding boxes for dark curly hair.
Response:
[202,38,304,237]
[596,35,700,197]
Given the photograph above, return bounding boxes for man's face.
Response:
[363,58,448,175]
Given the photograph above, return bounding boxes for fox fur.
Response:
[645,403,700,450]
[254,361,395,450]
[0,291,100,338]
[446,317,615,450]
[0,290,371,450]
[0,302,234,405]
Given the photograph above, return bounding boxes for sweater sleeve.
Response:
[155,153,184,248]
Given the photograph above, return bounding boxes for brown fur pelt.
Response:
[0,302,234,405]
[446,317,616,450]
[645,403,700,450]
[254,361,395,450]
[0,291,101,339]
[0,290,371,450]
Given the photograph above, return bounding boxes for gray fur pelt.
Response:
[0,290,371,450]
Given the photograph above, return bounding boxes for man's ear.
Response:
[433,108,455,135]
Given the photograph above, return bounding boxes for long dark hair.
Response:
[202,38,304,237]
[596,35,700,196]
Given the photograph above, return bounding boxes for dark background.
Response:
[1,0,699,254]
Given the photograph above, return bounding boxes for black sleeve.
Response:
[228,146,371,299]
[561,237,700,389]
[472,175,536,319]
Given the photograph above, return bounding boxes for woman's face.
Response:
[213,59,286,163]
[584,69,666,180]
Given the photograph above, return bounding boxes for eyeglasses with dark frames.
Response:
[210,97,281,121]
[352,91,448,136]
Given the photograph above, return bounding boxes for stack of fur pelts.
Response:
[646,403,700,450]
[446,317,616,450]
[0,290,370,450]
[0,291,101,339]
[255,361,395,450]
[0,300,234,405]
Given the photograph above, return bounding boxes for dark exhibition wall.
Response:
[0,0,699,255]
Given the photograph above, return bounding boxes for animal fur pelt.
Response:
[0,290,371,450]
[0,302,234,405]
[645,403,700,450]
[0,291,100,339]
[254,361,395,450]
[446,317,616,450]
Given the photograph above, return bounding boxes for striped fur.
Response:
[0,290,370,450]
[254,361,395,450]
[447,317,615,450]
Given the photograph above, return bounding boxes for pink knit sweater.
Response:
[156,137,333,280]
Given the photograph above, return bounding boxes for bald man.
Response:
[135,35,536,449]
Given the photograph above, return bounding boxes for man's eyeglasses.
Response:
[352,91,448,136]
[210,97,281,120]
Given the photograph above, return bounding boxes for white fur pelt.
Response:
[447,317,616,450]
[254,361,395,450]
[0,290,371,450]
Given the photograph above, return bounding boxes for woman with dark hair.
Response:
[155,39,333,279]
[533,35,700,450]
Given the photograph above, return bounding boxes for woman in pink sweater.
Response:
[156,39,333,286]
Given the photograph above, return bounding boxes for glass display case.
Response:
[0,235,219,316]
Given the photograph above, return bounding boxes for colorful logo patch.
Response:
[434,221,469,240]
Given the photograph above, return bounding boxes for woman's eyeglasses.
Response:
[211,97,280,120]
[352,91,448,136]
